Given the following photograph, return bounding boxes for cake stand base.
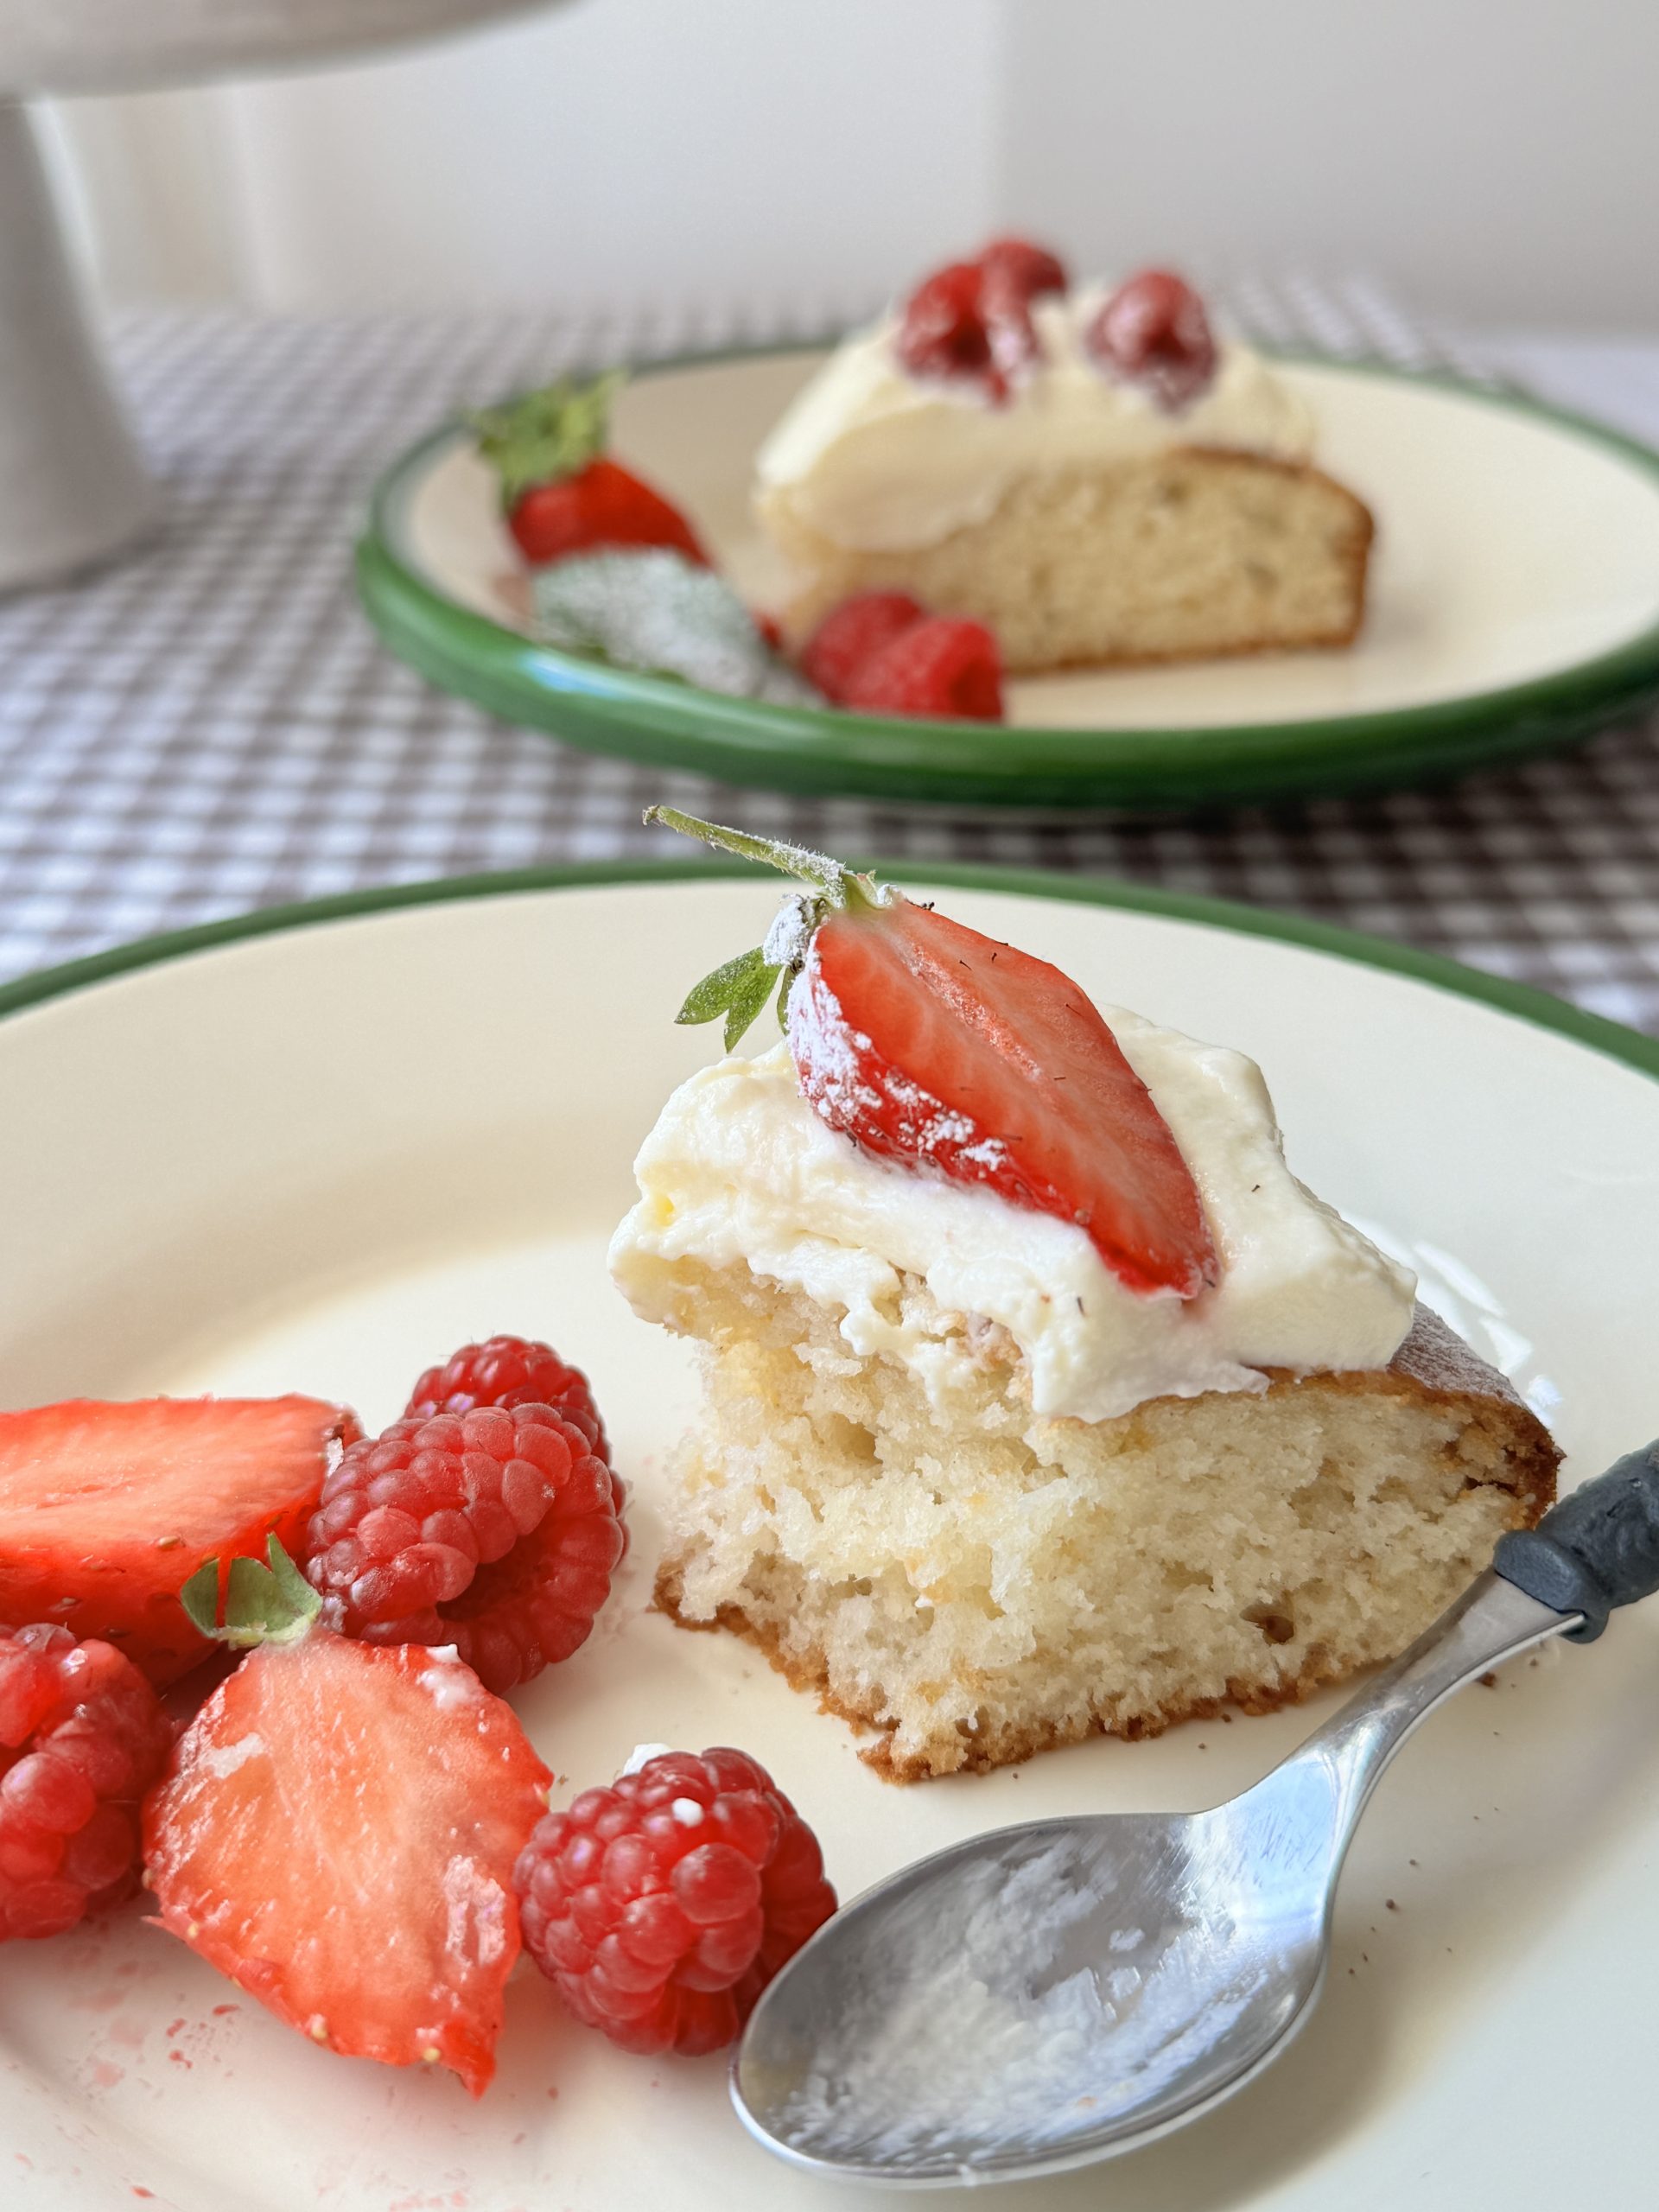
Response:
[0,99,160,594]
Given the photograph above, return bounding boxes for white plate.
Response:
[2,867,1657,2211]
[359,352,1659,805]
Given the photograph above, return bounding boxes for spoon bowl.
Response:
[734,1801,1331,2186]
[734,1569,1578,2186]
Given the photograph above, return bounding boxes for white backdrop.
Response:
[40,0,1659,332]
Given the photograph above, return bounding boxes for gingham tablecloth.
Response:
[2,283,1656,1032]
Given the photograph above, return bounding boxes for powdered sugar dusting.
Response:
[419,1648,481,1713]
[197,1733,263,1780]
[788,945,1000,1169]
[763,896,816,973]
[442,1855,510,1969]
[531,550,823,705]
[618,1742,675,1778]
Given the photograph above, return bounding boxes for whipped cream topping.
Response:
[754,287,1315,554]
[609,1018,1414,1427]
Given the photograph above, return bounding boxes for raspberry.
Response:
[407,1334,606,1453]
[799,592,925,703]
[405,1335,625,1535]
[0,1624,171,1942]
[302,1402,625,1694]
[1085,269,1217,411]
[514,1746,836,2056]
[894,263,1004,397]
[842,615,1004,721]
[976,236,1068,302]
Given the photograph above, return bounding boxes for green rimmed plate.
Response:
[2,861,1658,2212]
[357,348,1659,807]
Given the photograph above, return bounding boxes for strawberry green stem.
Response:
[470,370,626,512]
[181,1535,321,1650]
[643,807,885,913]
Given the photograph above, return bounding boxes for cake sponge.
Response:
[652,1268,1556,1780]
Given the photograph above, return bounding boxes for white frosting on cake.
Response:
[754,288,1315,553]
[609,1015,1415,1427]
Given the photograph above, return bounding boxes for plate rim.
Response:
[354,346,1659,808]
[3,859,1656,1089]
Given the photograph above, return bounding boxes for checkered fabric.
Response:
[1,278,1656,1033]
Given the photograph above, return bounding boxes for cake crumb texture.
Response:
[762,448,1373,675]
[651,1269,1556,1781]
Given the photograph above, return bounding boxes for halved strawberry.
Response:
[650,809,1218,1300]
[0,1397,359,1687]
[472,371,708,569]
[893,238,1070,397]
[792,901,1214,1295]
[976,236,1069,303]
[143,1629,550,2094]
[1084,269,1217,412]
[508,458,708,568]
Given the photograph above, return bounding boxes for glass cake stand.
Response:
[0,0,551,593]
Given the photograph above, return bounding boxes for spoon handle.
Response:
[1494,1439,1659,1641]
[1270,1569,1569,1846]
[1268,1440,1659,1854]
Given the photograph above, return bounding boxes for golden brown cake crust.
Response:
[652,1307,1559,1782]
[652,1573,1363,1780]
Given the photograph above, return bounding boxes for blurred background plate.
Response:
[359,347,1659,808]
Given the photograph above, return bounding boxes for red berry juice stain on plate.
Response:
[70,1986,127,2015]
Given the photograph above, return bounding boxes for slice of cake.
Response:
[755,241,1374,673]
[613,814,1557,1781]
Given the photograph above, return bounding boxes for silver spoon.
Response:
[733,1439,1659,2189]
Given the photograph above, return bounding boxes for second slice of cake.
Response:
[613,817,1557,1779]
[756,241,1374,673]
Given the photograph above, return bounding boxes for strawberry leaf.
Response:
[647,810,893,1051]
[675,945,785,1051]
[676,947,764,1026]
[179,1559,220,1638]
[181,1536,321,1649]
[721,954,784,1051]
[471,371,626,511]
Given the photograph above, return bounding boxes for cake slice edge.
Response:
[652,1300,1559,1783]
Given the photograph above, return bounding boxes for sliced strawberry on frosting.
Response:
[791,899,1213,1296]
[893,238,1071,398]
[1084,270,1217,412]
[647,809,1217,1299]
